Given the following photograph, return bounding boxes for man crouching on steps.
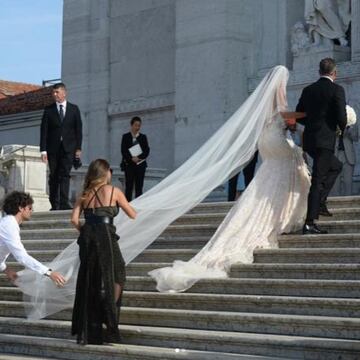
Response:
[0,191,66,287]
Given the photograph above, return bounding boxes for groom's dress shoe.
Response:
[303,224,328,235]
[319,205,333,217]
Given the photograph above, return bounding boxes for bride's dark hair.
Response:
[82,159,110,200]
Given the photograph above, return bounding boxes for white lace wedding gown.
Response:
[149,114,311,292]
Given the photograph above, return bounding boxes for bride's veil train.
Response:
[15,66,290,319]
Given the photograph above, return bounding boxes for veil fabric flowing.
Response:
[15,65,290,319]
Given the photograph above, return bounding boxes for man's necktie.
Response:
[59,105,64,122]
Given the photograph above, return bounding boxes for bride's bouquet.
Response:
[337,105,357,135]
[346,104,357,127]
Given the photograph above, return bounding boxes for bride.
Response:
[15,65,310,320]
[149,67,311,292]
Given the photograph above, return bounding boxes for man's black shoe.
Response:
[319,204,333,217]
[50,208,58,211]
[303,223,328,235]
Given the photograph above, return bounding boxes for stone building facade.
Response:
[0,0,359,196]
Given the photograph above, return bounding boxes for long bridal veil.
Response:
[15,65,289,320]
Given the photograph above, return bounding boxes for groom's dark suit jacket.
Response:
[40,102,82,154]
[296,77,347,153]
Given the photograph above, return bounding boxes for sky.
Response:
[0,0,63,85]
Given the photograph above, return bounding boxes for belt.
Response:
[85,216,113,225]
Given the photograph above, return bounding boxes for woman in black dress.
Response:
[71,159,136,345]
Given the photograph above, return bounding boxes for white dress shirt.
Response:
[320,75,334,82]
[56,100,67,116]
[0,215,48,275]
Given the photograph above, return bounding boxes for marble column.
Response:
[351,0,360,62]
[174,0,253,168]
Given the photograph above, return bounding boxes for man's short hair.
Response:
[2,191,34,216]
[319,58,336,75]
[53,82,66,90]
[130,116,142,125]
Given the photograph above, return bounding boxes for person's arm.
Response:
[280,112,306,119]
[334,86,347,132]
[295,89,307,126]
[115,188,136,218]
[40,109,49,163]
[74,105,82,157]
[121,134,132,163]
[71,197,83,231]
[138,134,150,160]
[0,220,65,285]
[1,221,48,275]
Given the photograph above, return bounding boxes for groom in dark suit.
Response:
[40,83,82,210]
[296,58,347,234]
[121,116,150,201]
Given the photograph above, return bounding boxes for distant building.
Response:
[0,81,53,146]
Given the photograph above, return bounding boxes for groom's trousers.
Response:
[306,148,343,221]
[228,151,258,201]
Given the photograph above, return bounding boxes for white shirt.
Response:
[321,75,334,82]
[0,215,48,275]
[56,100,67,116]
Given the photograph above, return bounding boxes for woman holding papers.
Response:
[120,116,150,201]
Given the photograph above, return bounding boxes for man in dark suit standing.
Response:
[40,83,82,210]
[296,58,347,234]
[121,116,150,201]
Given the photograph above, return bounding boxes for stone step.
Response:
[0,354,55,360]
[17,233,360,254]
[2,272,359,298]
[19,237,207,251]
[20,229,77,240]
[230,263,360,280]
[173,208,360,225]
[188,196,360,214]
[0,262,172,284]
[21,239,73,251]
[19,219,360,242]
[20,219,75,230]
[23,208,360,232]
[7,248,198,263]
[0,265,159,288]
[163,220,360,238]
[0,333,262,360]
[110,307,360,340]
[125,277,360,298]
[278,233,360,249]
[254,248,360,264]
[1,302,360,340]
[28,196,360,221]
[14,247,360,264]
[0,318,359,359]
[1,287,360,317]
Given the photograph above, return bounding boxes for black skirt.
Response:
[71,215,126,345]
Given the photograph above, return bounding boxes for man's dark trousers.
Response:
[124,162,146,201]
[47,143,73,209]
[306,148,342,220]
[228,151,258,202]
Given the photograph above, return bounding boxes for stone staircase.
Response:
[0,196,360,359]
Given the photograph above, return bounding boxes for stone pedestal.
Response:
[0,145,50,211]
[293,44,351,70]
